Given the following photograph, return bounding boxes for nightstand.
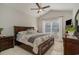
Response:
[63,36,79,55]
[0,36,14,52]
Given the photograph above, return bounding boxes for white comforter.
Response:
[16,33,54,54]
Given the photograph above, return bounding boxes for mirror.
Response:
[75,9,79,32]
[74,9,79,38]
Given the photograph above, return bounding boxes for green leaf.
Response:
[65,25,76,32]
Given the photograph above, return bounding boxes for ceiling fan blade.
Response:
[31,8,39,10]
[36,3,40,8]
[42,5,50,9]
[37,10,40,13]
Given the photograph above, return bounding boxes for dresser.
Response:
[0,36,14,52]
[63,36,79,55]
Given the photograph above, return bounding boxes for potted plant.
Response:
[65,25,76,36]
[0,28,3,34]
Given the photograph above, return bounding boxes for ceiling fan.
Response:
[31,3,50,13]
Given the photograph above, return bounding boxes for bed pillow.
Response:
[18,31,27,35]
[26,29,37,34]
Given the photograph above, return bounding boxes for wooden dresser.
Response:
[63,36,79,55]
[0,36,14,52]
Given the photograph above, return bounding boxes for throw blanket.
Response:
[28,34,47,43]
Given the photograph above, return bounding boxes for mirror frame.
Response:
[75,9,79,31]
[75,9,79,21]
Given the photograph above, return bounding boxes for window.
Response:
[52,21,59,32]
[45,23,51,32]
[42,19,59,33]
[42,17,62,39]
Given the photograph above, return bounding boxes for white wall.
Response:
[0,4,78,36]
[0,5,37,36]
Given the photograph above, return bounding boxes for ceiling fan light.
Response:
[39,9,42,12]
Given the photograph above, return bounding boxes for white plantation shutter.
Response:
[42,17,62,39]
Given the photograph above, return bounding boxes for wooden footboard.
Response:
[38,38,54,55]
[15,38,54,55]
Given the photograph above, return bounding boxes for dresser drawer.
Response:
[63,37,79,55]
[1,41,13,46]
[0,45,13,51]
[0,39,13,42]
[0,36,14,52]
[64,38,79,44]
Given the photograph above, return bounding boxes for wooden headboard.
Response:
[14,26,34,39]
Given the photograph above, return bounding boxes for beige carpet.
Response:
[0,39,64,55]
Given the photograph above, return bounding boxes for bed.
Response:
[14,26,54,55]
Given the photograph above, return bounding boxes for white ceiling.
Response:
[0,3,79,17]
